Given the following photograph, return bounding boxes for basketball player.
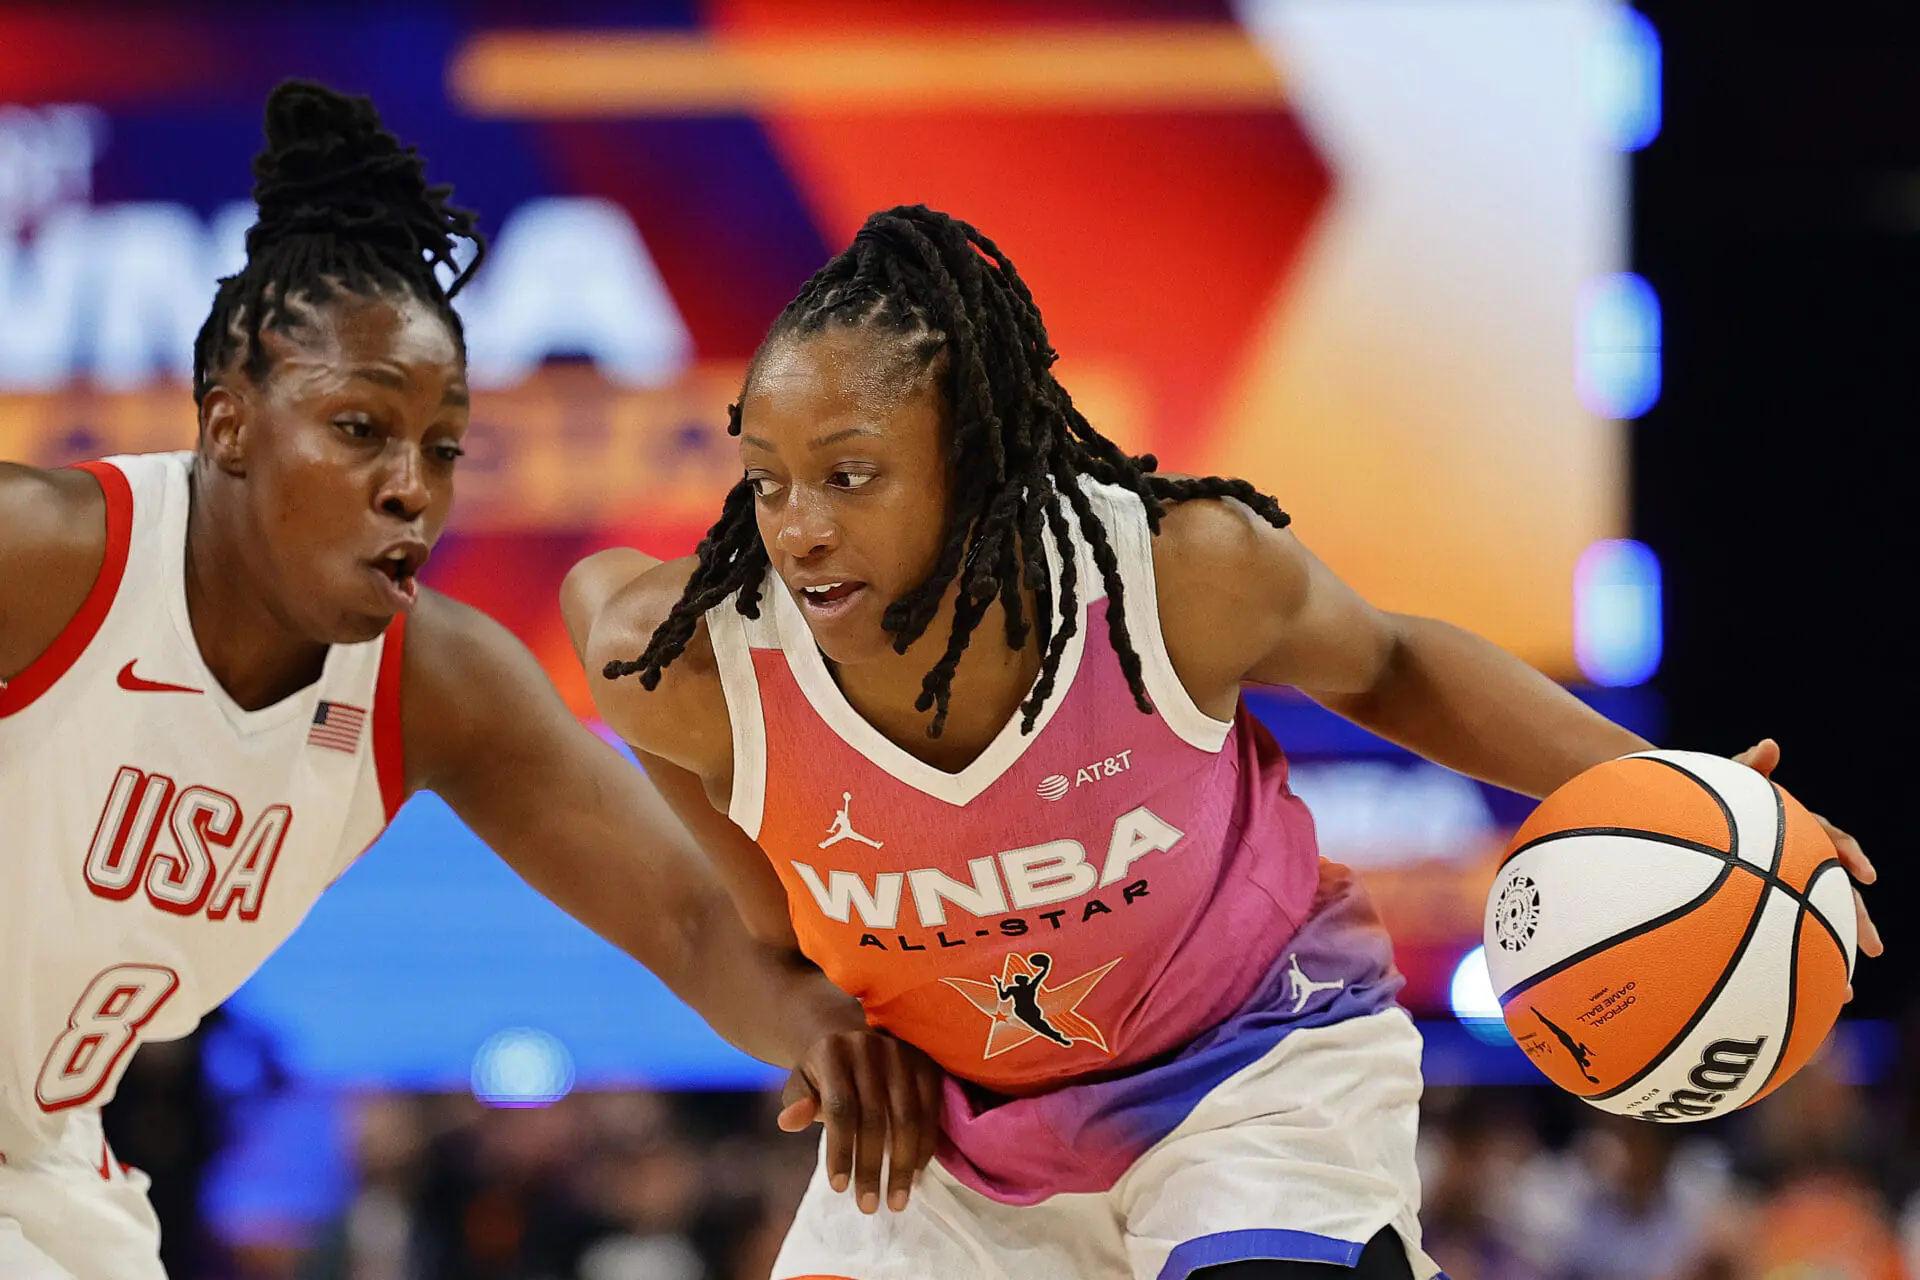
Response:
[565,206,1880,1279]
[0,86,938,1280]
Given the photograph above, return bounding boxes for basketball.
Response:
[1483,750,1858,1122]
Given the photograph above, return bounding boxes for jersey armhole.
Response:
[1093,484,1234,753]
[0,461,134,719]
[706,605,768,840]
[372,612,408,821]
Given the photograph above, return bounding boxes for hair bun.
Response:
[247,79,433,255]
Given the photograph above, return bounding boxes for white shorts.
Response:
[0,1109,167,1280]
[773,1009,1444,1280]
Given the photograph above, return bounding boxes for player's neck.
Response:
[182,480,329,712]
[828,584,1045,772]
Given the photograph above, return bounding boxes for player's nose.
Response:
[773,483,838,558]
[375,443,430,523]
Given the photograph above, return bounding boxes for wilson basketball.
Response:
[1483,750,1857,1122]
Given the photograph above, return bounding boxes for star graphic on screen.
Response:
[941,952,1121,1058]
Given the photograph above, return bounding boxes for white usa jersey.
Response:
[0,452,404,1162]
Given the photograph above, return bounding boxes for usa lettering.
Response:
[792,805,1182,930]
[84,767,292,920]
[1075,750,1133,788]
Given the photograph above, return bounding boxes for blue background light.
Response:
[1577,271,1663,419]
[1587,7,1662,152]
[1574,539,1663,688]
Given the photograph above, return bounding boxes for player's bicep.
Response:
[635,749,798,951]
[409,605,733,960]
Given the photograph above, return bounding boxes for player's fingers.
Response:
[914,1056,943,1178]
[1819,816,1876,884]
[777,1070,819,1133]
[814,1045,859,1197]
[1733,738,1780,775]
[882,1037,921,1212]
[1855,889,1884,958]
[848,1037,890,1215]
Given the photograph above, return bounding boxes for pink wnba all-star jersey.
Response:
[706,480,1403,1202]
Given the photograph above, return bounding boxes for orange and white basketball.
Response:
[1483,750,1856,1122]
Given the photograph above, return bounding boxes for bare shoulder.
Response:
[583,555,734,780]
[0,463,113,680]
[396,588,561,791]
[1148,491,1309,700]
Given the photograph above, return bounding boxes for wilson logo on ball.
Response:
[1635,1036,1769,1122]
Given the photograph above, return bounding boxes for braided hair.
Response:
[192,79,485,405]
[607,205,1290,738]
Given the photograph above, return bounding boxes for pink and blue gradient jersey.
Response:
[707,481,1403,1204]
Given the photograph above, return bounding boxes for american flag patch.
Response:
[308,701,366,754]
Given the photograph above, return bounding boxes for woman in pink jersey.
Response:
[0,85,936,1280]
[567,206,1879,1280]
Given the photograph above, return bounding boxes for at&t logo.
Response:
[1036,750,1134,802]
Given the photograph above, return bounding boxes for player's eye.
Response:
[749,474,783,500]
[829,471,875,491]
[333,415,377,440]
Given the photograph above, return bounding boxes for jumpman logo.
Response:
[1285,953,1345,1014]
[818,792,884,850]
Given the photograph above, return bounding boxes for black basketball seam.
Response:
[1496,752,1735,872]
[1586,758,1779,1101]
[1749,896,1805,1104]
[1495,845,1848,1003]
[1505,825,1731,864]
[1797,858,1851,959]
[1493,855,1736,1006]
[1510,827,1840,916]
[1642,752,1745,852]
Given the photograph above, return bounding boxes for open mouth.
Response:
[795,579,868,618]
[369,545,427,610]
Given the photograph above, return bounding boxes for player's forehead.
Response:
[263,289,464,394]
[744,328,941,438]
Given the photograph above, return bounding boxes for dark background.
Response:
[1633,2,1915,1018]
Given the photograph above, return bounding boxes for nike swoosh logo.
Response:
[117,661,202,695]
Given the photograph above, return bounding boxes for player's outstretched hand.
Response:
[778,1027,945,1214]
[1733,739,1883,977]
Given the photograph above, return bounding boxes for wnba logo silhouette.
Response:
[818,793,884,850]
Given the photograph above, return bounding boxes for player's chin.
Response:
[310,581,405,644]
[801,595,896,666]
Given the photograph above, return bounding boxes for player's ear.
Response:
[198,386,250,479]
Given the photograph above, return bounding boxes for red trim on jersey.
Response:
[373,611,408,821]
[0,461,133,719]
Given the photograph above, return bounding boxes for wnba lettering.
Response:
[789,805,1183,933]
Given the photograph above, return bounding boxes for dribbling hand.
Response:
[1733,740,1883,983]
[778,1027,945,1214]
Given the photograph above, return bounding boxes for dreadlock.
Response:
[608,205,1290,738]
[192,78,485,405]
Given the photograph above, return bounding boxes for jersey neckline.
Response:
[766,511,1094,809]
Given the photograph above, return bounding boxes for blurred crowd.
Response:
[104,1010,1920,1280]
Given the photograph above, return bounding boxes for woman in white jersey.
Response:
[0,85,938,1280]
[565,206,1880,1280]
